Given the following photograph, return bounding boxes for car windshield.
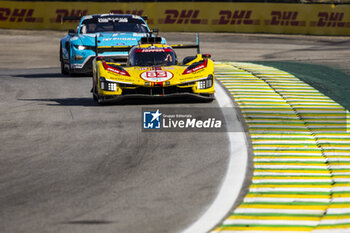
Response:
[129,48,177,66]
[81,16,149,33]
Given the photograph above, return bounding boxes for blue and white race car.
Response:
[59,14,165,75]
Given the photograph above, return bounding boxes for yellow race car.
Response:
[91,36,214,104]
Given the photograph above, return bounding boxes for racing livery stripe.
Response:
[212,62,350,232]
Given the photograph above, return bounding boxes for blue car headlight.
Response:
[73,44,94,51]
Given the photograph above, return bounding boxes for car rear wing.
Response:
[96,46,133,54]
[169,33,201,54]
[93,33,201,56]
[94,36,133,56]
[170,44,200,54]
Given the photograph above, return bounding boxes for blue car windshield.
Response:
[81,16,149,33]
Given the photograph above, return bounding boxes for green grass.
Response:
[252,61,350,111]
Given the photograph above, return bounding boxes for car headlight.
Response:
[197,75,213,89]
[100,77,117,91]
[73,45,94,50]
[77,45,86,50]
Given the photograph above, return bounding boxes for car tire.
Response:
[92,86,98,101]
[206,94,215,102]
[60,44,69,75]
[61,60,69,75]
[93,94,98,102]
[97,97,105,105]
[200,94,215,103]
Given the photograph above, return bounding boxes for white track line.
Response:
[182,81,249,233]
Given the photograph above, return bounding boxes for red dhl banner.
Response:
[0,1,349,35]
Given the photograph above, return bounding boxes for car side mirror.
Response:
[202,54,211,59]
[151,28,159,36]
[68,29,75,35]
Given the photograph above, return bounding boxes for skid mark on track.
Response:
[212,62,350,233]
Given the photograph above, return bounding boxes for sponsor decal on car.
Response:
[141,70,173,82]
[98,17,128,23]
[134,48,172,53]
[102,37,137,41]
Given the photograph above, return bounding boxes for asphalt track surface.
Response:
[0,29,350,233]
[0,68,230,233]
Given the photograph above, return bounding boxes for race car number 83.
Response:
[141,71,174,82]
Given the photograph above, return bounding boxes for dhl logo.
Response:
[158,10,207,24]
[0,8,43,22]
[266,11,306,26]
[310,12,350,27]
[212,10,259,25]
[51,9,87,23]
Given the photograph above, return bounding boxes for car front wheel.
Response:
[61,60,69,75]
